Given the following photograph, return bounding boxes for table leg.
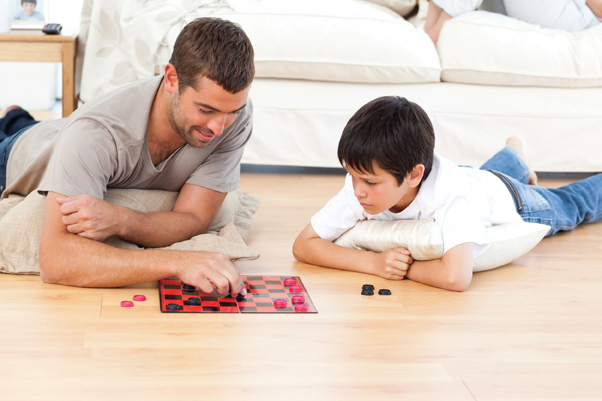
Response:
[61,39,77,118]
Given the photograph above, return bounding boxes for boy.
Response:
[14,0,45,21]
[293,96,602,292]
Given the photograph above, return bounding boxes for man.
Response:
[0,18,254,296]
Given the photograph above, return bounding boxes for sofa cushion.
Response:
[159,0,441,85]
[438,11,602,88]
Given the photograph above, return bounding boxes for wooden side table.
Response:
[0,29,78,118]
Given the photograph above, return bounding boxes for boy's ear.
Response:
[406,164,425,188]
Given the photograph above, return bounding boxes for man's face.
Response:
[168,76,249,148]
[347,163,414,215]
[23,2,36,16]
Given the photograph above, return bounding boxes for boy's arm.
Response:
[405,242,473,292]
[293,223,413,280]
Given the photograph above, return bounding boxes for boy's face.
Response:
[23,2,36,15]
[347,163,421,215]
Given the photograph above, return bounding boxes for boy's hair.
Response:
[338,96,435,186]
[169,17,254,94]
[22,0,36,4]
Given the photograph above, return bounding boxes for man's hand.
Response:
[174,252,247,296]
[56,194,124,242]
[370,248,414,280]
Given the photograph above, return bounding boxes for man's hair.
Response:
[169,17,254,94]
[22,0,36,5]
[338,96,435,186]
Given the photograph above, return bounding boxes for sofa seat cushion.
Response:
[438,11,602,88]
[160,0,441,84]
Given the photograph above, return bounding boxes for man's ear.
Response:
[406,164,425,188]
[163,64,179,94]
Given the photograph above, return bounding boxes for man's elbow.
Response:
[39,249,61,284]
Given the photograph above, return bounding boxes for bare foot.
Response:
[2,105,22,118]
[505,136,538,186]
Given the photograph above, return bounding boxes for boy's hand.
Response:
[371,248,414,280]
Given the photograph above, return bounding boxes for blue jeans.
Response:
[480,146,602,236]
[0,108,38,192]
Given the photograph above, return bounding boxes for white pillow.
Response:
[161,0,441,84]
[438,11,602,88]
[334,219,550,272]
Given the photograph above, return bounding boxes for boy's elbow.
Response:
[292,237,306,263]
[445,264,473,292]
[446,276,471,292]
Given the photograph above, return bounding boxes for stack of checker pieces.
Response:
[159,275,318,313]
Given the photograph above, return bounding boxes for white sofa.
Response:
[78,0,602,172]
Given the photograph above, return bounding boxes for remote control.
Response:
[42,23,63,35]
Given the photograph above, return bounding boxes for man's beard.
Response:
[168,94,213,148]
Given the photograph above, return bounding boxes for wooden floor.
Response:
[2,109,602,400]
[1,170,601,400]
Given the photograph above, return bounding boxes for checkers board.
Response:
[159,275,317,313]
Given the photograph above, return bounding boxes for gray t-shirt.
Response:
[3,75,253,200]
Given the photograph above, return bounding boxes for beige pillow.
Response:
[0,189,260,275]
[335,220,550,272]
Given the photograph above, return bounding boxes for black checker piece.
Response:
[184,297,201,306]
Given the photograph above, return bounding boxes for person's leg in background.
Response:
[0,106,38,141]
[503,0,600,32]
[0,106,39,193]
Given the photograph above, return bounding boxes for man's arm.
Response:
[405,242,474,292]
[293,224,413,280]
[39,191,245,294]
[57,183,226,248]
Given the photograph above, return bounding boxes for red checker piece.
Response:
[294,304,309,312]
[291,295,305,304]
[273,299,288,308]
[133,295,146,301]
[289,285,303,293]
[283,278,297,286]
[120,301,134,307]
